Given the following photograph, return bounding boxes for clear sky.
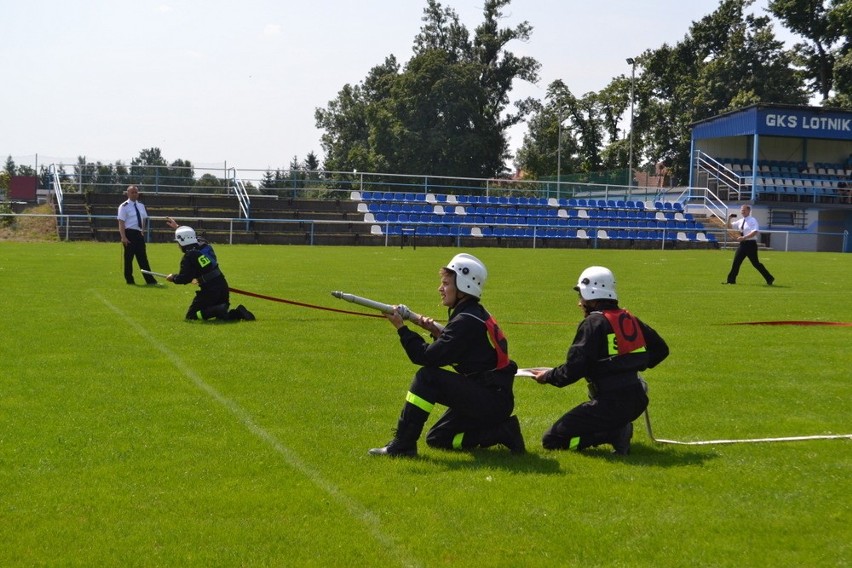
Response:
[2,0,793,173]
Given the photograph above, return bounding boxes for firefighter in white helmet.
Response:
[370,253,525,457]
[530,266,669,455]
[166,226,255,322]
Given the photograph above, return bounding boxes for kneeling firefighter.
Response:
[166,226,255,322]
[531,266,669,455]
[370,253,525,457]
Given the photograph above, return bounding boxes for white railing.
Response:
[694,151,750,200]
[229,168,251,220]
[48,164,64,215]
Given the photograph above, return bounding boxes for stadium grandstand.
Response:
[7,105,851,252]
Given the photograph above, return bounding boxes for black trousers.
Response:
[727,240,773,284]
[186,281,231,320]
[123,229,156,284]
[542,382,648,450]
[402,367,515,450]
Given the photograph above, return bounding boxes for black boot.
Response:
[237,305,255,320]
[479,415,526,454]
[369,420,423,457]
[610,422,634,455]
[228,304,256,321]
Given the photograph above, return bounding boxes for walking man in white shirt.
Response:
[723,204,775,285]
[117,185,157,285]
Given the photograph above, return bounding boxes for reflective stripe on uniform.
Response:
[607,334,647,356]
[405,391,435,414]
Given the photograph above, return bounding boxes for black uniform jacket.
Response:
[542,309,668,395]
[172,244,226,288]
[396,299,517,389]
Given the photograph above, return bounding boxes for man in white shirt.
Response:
[117,185,157,285]
[723,204,775,285]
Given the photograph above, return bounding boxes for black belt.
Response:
[199,267,223,283]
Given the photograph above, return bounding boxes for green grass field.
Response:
[1,242,849,567]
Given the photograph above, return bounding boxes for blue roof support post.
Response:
[751,133,759,202]
[688,140,696,190]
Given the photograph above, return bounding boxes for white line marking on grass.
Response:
[97,293,421,568]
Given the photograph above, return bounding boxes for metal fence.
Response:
[39,163,679,202]
[3,212,848,252]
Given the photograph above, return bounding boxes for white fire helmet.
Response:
[175,226,198,246]
[574,266,618,301]
[446,253,487,298]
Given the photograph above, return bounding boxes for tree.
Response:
[0,156,13,192]
[4,156,16,179]
[74,156,96,192]
[514,79,630,180]
[287,155,306,187]
[304,152,320,173]
[827,0,852,106]
[316,55,397,174]
[194,173,226,193]
[768,0,845,103]
[162,159,195,191]
[261,169,276,192]
[636,0,807,183]
[516,0,810,186]
[316,0,539,178]
[130,148,168,190]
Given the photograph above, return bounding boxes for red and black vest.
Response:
[600,309,647,357]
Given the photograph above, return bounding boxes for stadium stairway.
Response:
[52,192,95,241]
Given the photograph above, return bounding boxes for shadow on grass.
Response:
[574,442,718,468]
[418,450,564,475]
[412,442,715,473]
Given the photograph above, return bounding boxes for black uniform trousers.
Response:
[186,279,231,320]
[727,240,773,284]
[124,229,156,284]
[542,382,648,450]
[403,366,515,450]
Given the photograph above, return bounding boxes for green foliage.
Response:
[0,201,12,226]
[3,156,15,183]
[316,0,539,178]
[769,0,849,103]
[516,0,820,184]
[194,173,226,192]
[0,243,849,566]
[636,0,807,182]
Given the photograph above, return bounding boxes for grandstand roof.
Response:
[692,103,852,142]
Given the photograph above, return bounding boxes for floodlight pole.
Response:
[557,107,563,196]
[556,106,568,199]
[626,57,637,187]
